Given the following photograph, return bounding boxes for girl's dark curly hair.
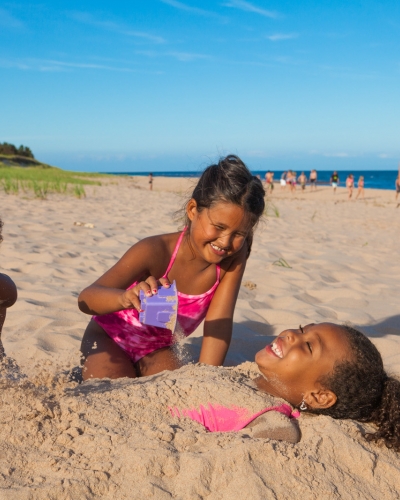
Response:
[0,217,3,244]
[308,325,400,452]
[183,155,265,257]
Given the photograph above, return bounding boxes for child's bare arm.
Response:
[78,236,170,316]
[199,245,247,366]
[244,413,300,443]
[0,273,17,309]
[0,273,17,339]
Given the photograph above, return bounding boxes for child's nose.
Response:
[283,330,297,344]
[217,233,233,249]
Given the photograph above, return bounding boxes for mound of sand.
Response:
[1,177,399,498]
[1,360,398,499]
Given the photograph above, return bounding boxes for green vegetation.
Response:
[264,202,280,218]
[273,258,292,268]
[0,142,34,159]
[0,162,106,199]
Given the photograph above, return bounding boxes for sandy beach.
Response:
[1,176,399,499]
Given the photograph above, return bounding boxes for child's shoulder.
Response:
[0,272,17,307]
[135,231,181,255]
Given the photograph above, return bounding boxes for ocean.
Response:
[110,169,399,191]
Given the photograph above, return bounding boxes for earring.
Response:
[299,400,308,411]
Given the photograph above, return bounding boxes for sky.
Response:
[1,0,400,172]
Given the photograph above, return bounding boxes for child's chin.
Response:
[254,350,264,365]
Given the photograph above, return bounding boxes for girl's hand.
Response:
[119,277,171,311]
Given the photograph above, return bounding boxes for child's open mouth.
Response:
[268,339,283,358]
[210,243,226,256]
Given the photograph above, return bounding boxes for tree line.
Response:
[0,142,34,159]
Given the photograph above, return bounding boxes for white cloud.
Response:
[323,152,350,158]
[160,0,224,19]
[0,58,163,74]
[136,50,211,62]
[68,11,165,44]
[167,51,211,62]
[222,0,278,18]
[266,33,298,42]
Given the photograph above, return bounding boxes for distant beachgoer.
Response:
[78,155,265,381]
[0,217,18,360]
[355,176,365,200]
[330,171,339,193]
[309,169,317,191]
[346,174,354,199]
[280,171,287,189]
[149,173,153,191]
[298,172,307,191]
[265,171,274,194]
[396,175,400,201]
[289,171,297,193]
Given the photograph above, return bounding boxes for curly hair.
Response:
[308,325,400,452]
[183,155,265,257]
[0,217,3,244]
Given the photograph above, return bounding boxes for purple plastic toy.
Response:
[139,281,178,332]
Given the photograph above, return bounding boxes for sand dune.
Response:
[1,176,399,498]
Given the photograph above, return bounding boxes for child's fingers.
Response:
[158,277,171,288]
[144,276,159,295]
[121,289,142,311]
[134,281,155,302]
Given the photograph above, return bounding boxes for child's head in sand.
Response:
[255,322,400,451]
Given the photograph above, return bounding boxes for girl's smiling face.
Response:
[186,199,250,263]
[255,323,351,409]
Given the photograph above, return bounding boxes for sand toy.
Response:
[139,281,178,332]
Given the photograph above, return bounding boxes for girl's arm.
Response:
[78,236,171,316]
[199,245,247,366]
[0,273,17,308]
[0,273,18,338]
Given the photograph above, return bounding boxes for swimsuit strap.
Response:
[162,225,221,281]
[162,226,188,278]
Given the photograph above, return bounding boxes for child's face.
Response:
[186,200,249,263]
[255,323,350,406]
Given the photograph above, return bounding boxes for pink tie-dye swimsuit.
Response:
[93,227,221,363]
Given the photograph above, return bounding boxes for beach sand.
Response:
[1,176,399,498]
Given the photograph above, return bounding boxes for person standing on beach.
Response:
[0,217,18,359]
[346,174,354,199]
[280,171,287,190]
[265,171,274,194]
[355,175,365,200]
[149,173,153,191]
[395,174,400,201]
[78,155,265,380]
[309,169,317,191]
[330,171,339,193]
[298,172,307,191]
[289,171,297,193]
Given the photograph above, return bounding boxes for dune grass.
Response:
[0,162,107,199]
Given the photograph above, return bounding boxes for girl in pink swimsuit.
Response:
[78,155,265,380]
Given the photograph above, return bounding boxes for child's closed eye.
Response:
[299,325,312,353]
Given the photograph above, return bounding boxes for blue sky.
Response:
[1,0,399,172]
